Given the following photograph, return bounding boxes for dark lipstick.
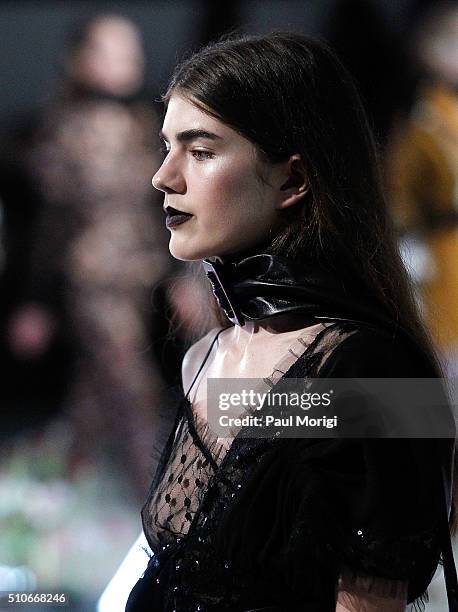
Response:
[165,206,193,228]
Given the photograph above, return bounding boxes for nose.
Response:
[151,171,165,191]
[151,156,185,194]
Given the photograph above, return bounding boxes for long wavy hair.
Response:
[163,32,457,531]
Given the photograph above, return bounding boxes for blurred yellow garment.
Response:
[387,84,458,350]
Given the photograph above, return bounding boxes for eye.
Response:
[191,150,214,161]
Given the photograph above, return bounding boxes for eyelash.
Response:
[191,150,214,161]
[158,145,214,161]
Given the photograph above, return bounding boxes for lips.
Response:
[165,205,194,228]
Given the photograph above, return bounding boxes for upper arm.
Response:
[336,572,408,611]
[336,567,408,612]
[181,327,223,395]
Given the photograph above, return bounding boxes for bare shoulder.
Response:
[181,326,226,393]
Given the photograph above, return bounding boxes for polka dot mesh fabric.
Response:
[144,410,228,550]
[142,323,327,554]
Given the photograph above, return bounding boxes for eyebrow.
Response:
[159,128,222,143]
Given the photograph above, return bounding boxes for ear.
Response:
[276,154,309,210]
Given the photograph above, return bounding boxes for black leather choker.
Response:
[202,253,393,330]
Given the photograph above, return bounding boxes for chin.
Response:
[168,239,211,262]
[168,233,258,262]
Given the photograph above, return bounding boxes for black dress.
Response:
[126,319,455,611]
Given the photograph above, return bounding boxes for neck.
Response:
[226,314,321,360]
[203,250,394,334]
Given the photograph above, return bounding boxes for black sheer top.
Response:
[126,319,455,612]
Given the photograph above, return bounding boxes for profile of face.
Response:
[70,16,144,97]
[152,94,308,261]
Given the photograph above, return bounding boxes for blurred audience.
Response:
[386,2,458,378]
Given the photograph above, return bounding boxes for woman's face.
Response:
[152,94,283,261]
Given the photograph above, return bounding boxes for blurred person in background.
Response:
[386,2,458,382]
[3,13,172,498]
